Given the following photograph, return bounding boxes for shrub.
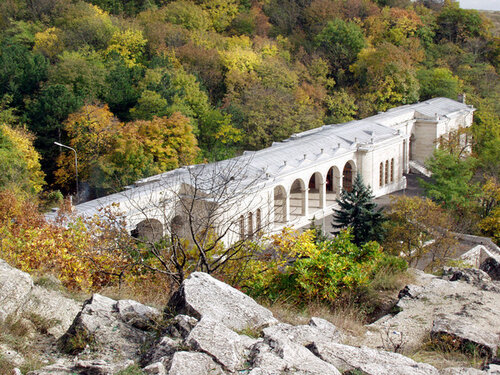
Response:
[238,228,406,306]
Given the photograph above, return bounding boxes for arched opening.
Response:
[379,162,384,187]
[390,158,394,182]
[239,215,245,240]
[342,162,354,192]
[385,160,389,185]
[409,134,415,160]
[308,172,323,212]
[273,186,287,224]
[403,140,408,173]
[131,219,163,242]
[247,212,254,238]
[290,179,306,219]
[256,208,262,232]
[326,166,340,205]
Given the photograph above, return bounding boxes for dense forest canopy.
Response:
[0,0,498,199]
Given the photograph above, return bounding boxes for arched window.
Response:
[379,162,384,187]
[342,162,354,192]
[385,160,389,185]
[239,215,245,240]
[247,212,254,238]
[256,209,262,232]
[390,158,394,182]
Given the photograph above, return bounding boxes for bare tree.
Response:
[123,155,269,287]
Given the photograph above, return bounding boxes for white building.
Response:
[73,97,474,243]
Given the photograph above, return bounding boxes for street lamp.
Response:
[54,142,79,204]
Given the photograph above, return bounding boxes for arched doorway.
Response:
[289,179,306,218]
[132,219,164,242]
[326,166,340,205]
[308,172,323,212]
[273,186,287,224]
[342,162,355,192]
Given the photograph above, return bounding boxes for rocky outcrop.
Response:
[363,267,500,365]
[8,269,497,375]
[167,272,278,331]
[309,342,439,375]
[0,259,34,321]
[58,294,160,360]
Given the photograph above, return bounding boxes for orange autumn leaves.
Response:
[55,104,199,191]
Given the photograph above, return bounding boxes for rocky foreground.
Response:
[1,258,500,375]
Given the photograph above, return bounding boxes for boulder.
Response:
[116,299,160,330]
[445,267,500,292]
[260,319,341,347]
[431,317,498,359]
[0,259,33,321]
[309,341,439,375]
[167,351,225,375]
[261,324,341,375]
[186,317,256,372]
[58,294,154,361]
[480,258,500,281]
[22,285,82,338]
[144,362,166,375]
[167,272,278,331]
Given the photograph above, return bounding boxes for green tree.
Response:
[417,67,460,100]
[435,3,484,44]
[421,149,479,212]
[314,18,366,74]
[332,173,385,245]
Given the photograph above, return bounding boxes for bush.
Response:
[238,228,406,306]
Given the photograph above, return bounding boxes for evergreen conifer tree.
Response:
[332,173,385,245]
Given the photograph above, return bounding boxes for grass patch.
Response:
[262,299,367,337]
[115,364,146,374]
[410,338,486,369]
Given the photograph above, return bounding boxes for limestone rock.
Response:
[23,285,82,338]
[144,362,166,375]
[0,259,33,321]
[0,344,25,367]
[165,314,198,339]
[261,324,341,374]
[362,269,500,352]
[58,294,153,360]
[167,272,278,331]
[431,317,498,358]
[116,299,160,330]
[141,336,182,366]
[167,351,225,375]
[309,341,439,375]
[186,317,255,372]
[261,319,341,348]
[440,368,486,375]
[445,267,500,292]
[480,257,500,281]
[26,361,76,375]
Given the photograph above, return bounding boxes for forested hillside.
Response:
[0,0,498,198]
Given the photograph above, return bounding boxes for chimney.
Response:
[458,93,466,104]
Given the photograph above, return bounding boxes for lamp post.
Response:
[54,142,79,204]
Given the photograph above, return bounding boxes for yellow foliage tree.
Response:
[0,124,45,196]
[55,104,122,190]
[33,27,64,59]
[105,28,147,68]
